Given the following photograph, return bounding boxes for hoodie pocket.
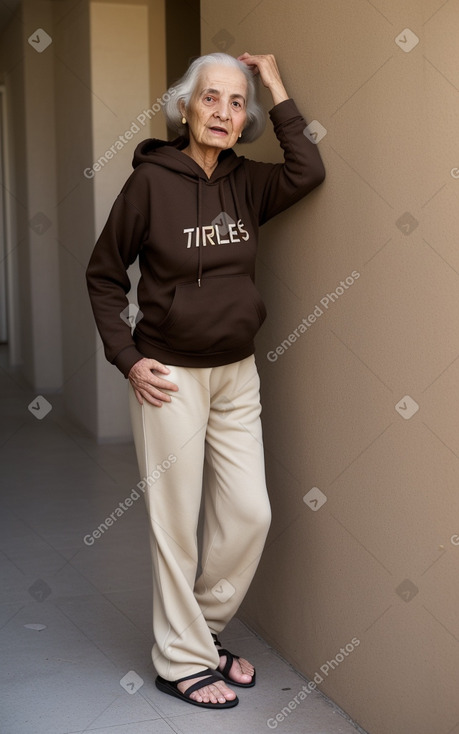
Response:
[158,274,267,354]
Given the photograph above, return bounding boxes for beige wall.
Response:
[23,1,62,391]
[53,0,166,440]
[0,1,62,390]
[90,0,151,440]
[52,0,98,432]
[201,2,459,733]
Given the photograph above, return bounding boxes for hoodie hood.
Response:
[132,137,246,286]
[132,136,244,181]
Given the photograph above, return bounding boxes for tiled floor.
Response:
[0,346,362,734]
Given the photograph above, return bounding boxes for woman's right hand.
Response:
[128,358,179,407]
[237,52,289,106]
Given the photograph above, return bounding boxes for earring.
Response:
[239,132,242,138]
[181,116,186,125]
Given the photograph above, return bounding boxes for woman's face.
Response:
[183,64,248,152]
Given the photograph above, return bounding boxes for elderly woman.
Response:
[86,51,325,709]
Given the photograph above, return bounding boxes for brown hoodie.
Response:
[86,98,325,377]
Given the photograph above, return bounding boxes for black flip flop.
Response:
[155,668,239,709]
[212,634,257,688]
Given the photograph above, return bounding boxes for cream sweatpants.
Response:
[128,354,271,682]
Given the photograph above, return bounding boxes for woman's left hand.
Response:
[237,52,289,106]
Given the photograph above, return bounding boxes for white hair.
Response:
[163,53,266,143]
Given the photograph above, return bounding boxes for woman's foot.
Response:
[217,652,255,685]
[177,674,237,704]
[211,633,256,688]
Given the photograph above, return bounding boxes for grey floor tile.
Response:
[0,609,149,733]
[82,721,177,734]
[81,699,164,732]
[104,587,153,638]
[167,701,357,734]
[70,539,152,594]
[54,594,152,670]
